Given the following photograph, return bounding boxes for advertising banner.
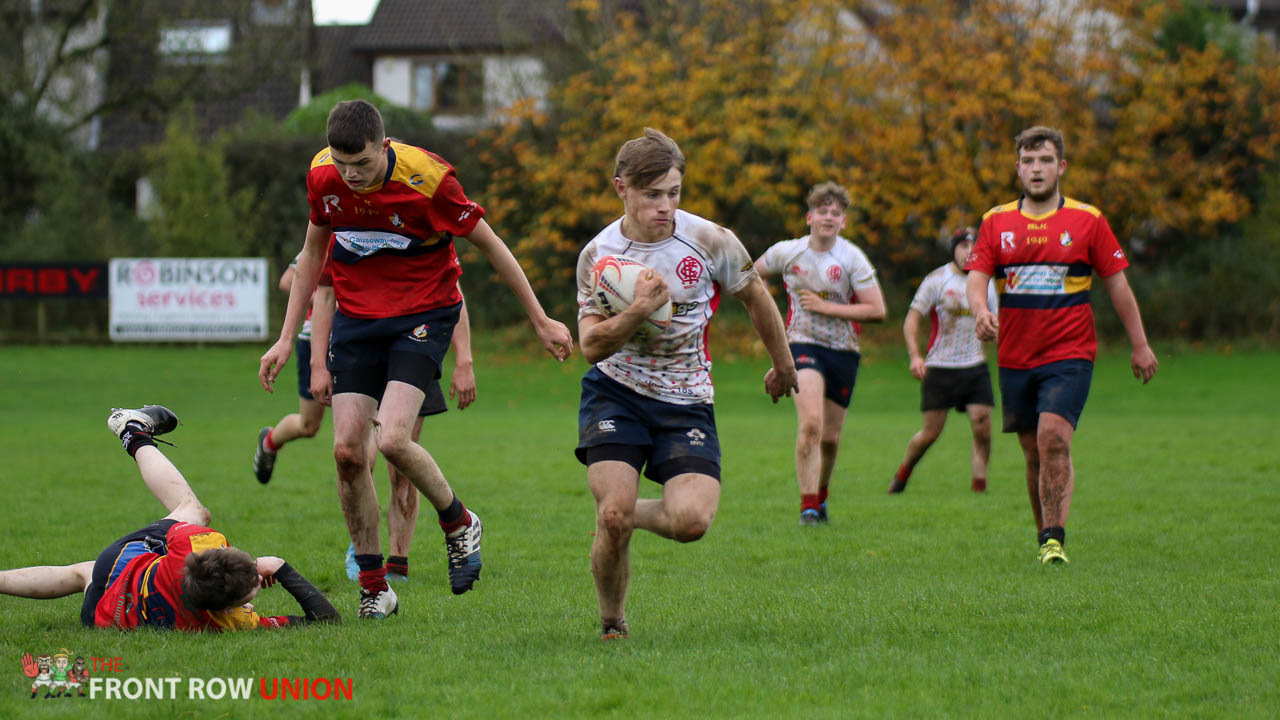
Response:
[0,262,108,298]
[109,258,268,341]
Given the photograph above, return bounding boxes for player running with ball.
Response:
[575,128,798,641]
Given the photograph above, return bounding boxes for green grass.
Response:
[0,343,1276,718]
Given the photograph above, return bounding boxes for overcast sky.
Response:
[312,0,377,25]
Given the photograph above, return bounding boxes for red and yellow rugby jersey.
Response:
[965,196,1128,370]
[306,142,484,319]
[95,523,292,631]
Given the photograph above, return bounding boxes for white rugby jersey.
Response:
[577,209,757,405]
[908,263,997,368]
[757,235,879,352]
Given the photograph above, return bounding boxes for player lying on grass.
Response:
[0,405,339,630]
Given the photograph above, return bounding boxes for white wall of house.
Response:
[371,53,546,129]
[372,56,413,106]
[483,55,547,114]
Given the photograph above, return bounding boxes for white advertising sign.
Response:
[109,258,268,341]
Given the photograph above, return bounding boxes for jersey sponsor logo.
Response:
[1005,265,1068,294]
[323,195,342,215]
[390,213,403,228]
[826,265,842,283]
[671,300,700,317]
[740,260,753,272]
[409,174,424,186]
[333,230,412,257]
[597,420,616,432]
[686,428,706,446]
[1000,231,1015,250]
[410,324,429,341]
[1114,249,1124,259]
[790,264,807,276]
[1059,231,1073,247]
[458,202,477,223]
[676,256,704,288]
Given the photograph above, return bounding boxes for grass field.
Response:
[0,341,1276,718]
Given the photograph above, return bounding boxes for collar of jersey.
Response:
[1016,194,1065,220]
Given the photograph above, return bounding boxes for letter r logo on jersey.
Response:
[324,195,342,215]
[1000,231,1015,250]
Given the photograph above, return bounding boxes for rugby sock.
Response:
[818,487,829,505]
[1038,527,1066,546]
[355,554,388,593]
[263,428,282,453]
[122,423,156,457]
[386,556,409,577]
[895,464,912,482]
[438,496,471,534]
[801,493,822,512]
[971,477,987,492]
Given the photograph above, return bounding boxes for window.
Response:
[412,60,484,113]
[159,21,233,62]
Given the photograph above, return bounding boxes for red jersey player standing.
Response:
[258,100,573,618]
[965,126,1158,565]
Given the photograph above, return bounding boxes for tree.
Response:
[148,105,252,257]
[476,0,1280,323]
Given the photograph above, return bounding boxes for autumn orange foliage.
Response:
[473,0,1280,317]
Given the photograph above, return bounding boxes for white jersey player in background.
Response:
[575,128,798,641]
[755,182,886,525]
[889,228,997,494]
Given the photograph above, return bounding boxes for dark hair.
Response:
[950,226,976,254]
[182,547,259,611]
[806,181,850,210]
[326,100,385,154]
[614,128,686,188]
[1014,126,1065,161]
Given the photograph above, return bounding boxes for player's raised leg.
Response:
[589,460,641,640]
[633,473,719,542]
[107,406,209,526]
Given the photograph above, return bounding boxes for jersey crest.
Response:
[676,256,704,288]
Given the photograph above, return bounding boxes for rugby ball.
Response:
[591,254,673,343]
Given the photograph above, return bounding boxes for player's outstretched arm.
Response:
[260,222,330,392]
[463,219,573,361]
[966,270,998,341]
[1101,270,1158,383]
[256,556,340,625]
[735,276,798,403]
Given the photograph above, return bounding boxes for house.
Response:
[341,0,569,130]
[97,0,312,151]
